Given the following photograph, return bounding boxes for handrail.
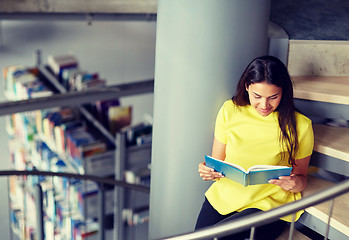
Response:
[0,13,157,22]
[0,79,154,116]
[0,169,150,193]
[4,171,349,240]
[158,178,349,240]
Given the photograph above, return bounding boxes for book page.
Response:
[205,155,247,186]
[247,165,291,173]
[205,156,291,174]
[248,167,292,185]
[206,156,247,173]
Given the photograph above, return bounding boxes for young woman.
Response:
[195,56,314,240]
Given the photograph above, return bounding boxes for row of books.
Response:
[47,54,134,135]
[9,164,96,240]
[9,174,46,240]
[8,108,109,173]
[48,54,106,91]
[122,122,153,146]
[37,108,111,168]
[3,66,53,100]
[4,64,133,139]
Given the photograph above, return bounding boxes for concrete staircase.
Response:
[289,40,349,239]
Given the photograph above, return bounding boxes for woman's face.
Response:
[246,82,282,116]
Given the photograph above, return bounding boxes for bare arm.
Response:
[198,137,226,181]
[269,155,311,192]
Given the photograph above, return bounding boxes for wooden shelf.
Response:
[293,76,349,105]
[313,124,349,163]
[302,175,349,237]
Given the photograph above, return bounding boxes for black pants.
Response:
[195,198,287,240]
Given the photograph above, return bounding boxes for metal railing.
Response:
[1,170,150,193]
[4,169,349,240]
[158,177,349,240]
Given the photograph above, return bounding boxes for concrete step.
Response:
[313,123,349,163]
[293,75,349,105]
[288,40,349,106]
[301,175,349,238]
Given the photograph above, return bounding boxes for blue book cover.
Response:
[204,155,292,187]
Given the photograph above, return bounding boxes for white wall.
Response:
[0,19,156,239]
[150,0,270,238]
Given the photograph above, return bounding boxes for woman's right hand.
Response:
[198,162,224,181]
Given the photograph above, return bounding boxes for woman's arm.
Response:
[198,137,226,181]
[269,155,311,192]
[211,137,226,160]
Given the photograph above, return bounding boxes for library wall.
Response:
[0,19,156,239]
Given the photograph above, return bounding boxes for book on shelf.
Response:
[136,133,152,146]
[42,108,80,143]
[79,140,107,158]
[3,66,39,99]
[61,67,81,90]
[78,78,106,90]
[54,120,83,155]
[65,71,105,91]
[4,65,53,100]
[123,206,149,226]
[75,72,102,90]
[121,122,152,146]
[47,54,79,80]
[15,75,51,100]
[204,155,292,187]
[95,98,120,128]
[65,126,108,169]
[108,106,132,135]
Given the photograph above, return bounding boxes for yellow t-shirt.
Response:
[205,100,314,222]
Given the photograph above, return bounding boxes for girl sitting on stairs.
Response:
[195,56,314,240]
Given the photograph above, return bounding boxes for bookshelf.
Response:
[4,62,116,239]
[3,54,153,240]
[114,124,152,240]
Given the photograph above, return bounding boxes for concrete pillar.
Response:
[149,1,271,239]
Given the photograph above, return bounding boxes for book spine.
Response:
[245,174,249,187]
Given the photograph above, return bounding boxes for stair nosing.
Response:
[303,175,349,236]
[305,206,349,236]
[313,124,349,163]
[293,76,349,105]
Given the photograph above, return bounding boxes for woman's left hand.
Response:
[268,174,305,192]
[269,156,311,192]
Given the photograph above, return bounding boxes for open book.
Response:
[205,155,292,187]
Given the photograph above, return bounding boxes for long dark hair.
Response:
[233,55,298,166]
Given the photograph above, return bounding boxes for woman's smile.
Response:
[246,82,282,116]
